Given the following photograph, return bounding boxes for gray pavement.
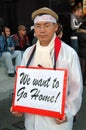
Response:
[73,85,86,130]
[0,59,25,130]
[0,59,86,130]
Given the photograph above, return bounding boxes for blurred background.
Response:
[0,0,83,44]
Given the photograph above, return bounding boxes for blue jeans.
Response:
[2,50,22,74]
[71,36,79,53]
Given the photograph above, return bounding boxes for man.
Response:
[12,25,30,57]
[70,5,83,53]
[71,5,83,35]
[1,27,21,77]
[11,7,83,130]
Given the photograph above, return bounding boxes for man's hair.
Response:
[73,5,82,12]
[3,26,10,33]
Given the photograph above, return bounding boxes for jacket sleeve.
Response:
[71,14,82,30]
[0,36,5,53]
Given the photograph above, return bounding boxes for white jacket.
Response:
[21,36,83,130]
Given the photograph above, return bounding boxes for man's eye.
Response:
[45,25,49,27]
[36,25,40,28]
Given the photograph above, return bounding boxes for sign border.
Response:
[12,66,68,119]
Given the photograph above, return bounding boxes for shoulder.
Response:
[0,35,5,43]
[7,36,13,42]
[61,41,78,56]
[0,34,4,39]
[8,36,13,40]
[23,44,36,56]
[12,34,19,39]
[21,45,36,65]
[71,13,76,19]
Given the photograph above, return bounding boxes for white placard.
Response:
[12,66,67,118]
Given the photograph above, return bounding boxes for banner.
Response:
[12,66,68,119]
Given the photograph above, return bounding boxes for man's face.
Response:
[4,28,11,37]
[76,9,83,17]
[18,29,27,36]
[34,22,58,46]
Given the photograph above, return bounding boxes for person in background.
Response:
[56,24,63,39]
[0,26,21,77]
[12,25,30,57]
[70,5,83,53]
[11,7,83,130]
[71,5,86,84]
[30,26,37,45]
[71,5,83,35]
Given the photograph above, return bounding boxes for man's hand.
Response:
[10,47,15,51]
[56,114,67,124]
[10,107,23,117]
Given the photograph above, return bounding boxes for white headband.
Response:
[34,14,56,24]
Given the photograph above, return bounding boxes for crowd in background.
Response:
[0,25,30,77]
[0,22,63,77]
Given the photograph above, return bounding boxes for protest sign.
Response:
[12,66,68,119]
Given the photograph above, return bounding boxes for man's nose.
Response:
[39,26,46,32]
